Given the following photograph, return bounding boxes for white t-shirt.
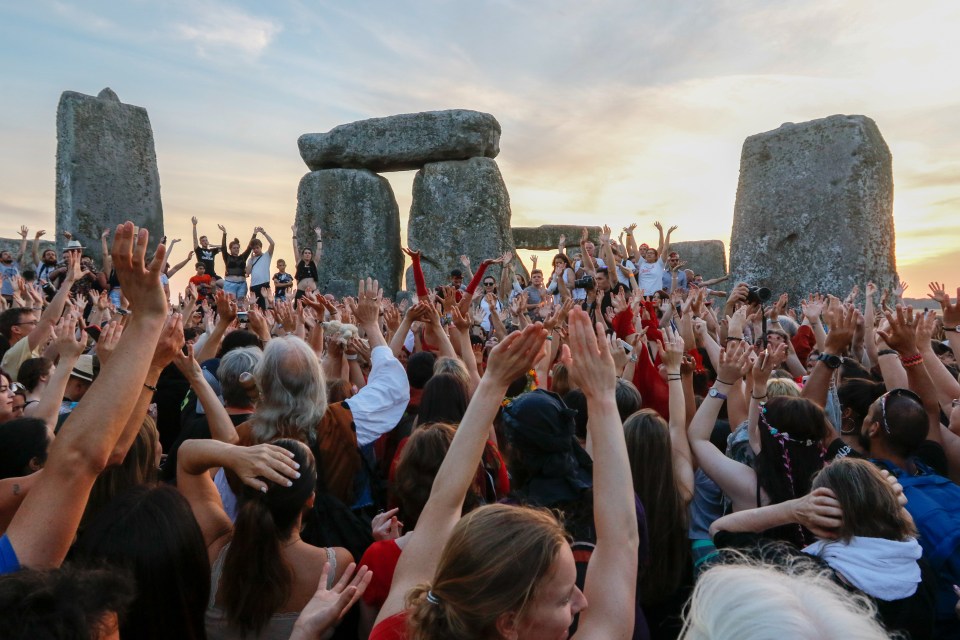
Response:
[573,257,606,301]
[636,258,665,295]
[248,252,271,285]
[614,259,637,288]
[479,296,503,332]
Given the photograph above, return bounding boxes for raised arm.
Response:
[26,252,79,352]
[174,344,238,444]
[709,488,842,540]
[291,223,300,259]
[662,327,694,502]
[261,228,276,256]
[167,251,194,278]
[16,226,28,263]
[219,225,228,266]
[313,227,322,265]
[31,230,46,268]
[375,324,547,626]
[801,305,856,409]
[686,341,759,512]
[100,229,112,274]
[5,223,167,569]
[563,309,638,640]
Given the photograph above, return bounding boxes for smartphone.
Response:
[617,338,634,353]
[237,311,249,322]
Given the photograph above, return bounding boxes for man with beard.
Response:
[0,226,29,304]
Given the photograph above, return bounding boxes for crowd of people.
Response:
[0,217,959,640]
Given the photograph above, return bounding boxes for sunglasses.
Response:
[877,388,923,434]
[483,282,496,286]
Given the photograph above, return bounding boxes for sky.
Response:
[1,0,959,297]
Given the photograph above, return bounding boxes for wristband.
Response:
[715,378,735,385]
[877,349,897,357]
[900,353,923,368]
[752,394,768,400]
[143,383,158,393]
[346,354,359,361]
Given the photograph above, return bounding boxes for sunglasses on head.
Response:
[876,388,923,434]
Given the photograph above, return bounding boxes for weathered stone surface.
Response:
[56,88,164,263]
[295,169,403,298]
[729,115,897,303]
[670,240,727,280]
[512,225,602,251]
[0,238,57,268]
[407,158,513,289]
[298,110,500,172]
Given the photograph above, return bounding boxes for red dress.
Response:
[359,539,403,608]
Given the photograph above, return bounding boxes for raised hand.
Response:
[151,313,185,370]
[192,216,199,226]
[111,222,166,317]
[371,507,403,542]
[561,308,616,399]
[314,226,322,239]
[824,304,858,354]
[214,290,238,324]
[18,225,28,239]
[653,221,663,233]
[894,280,909,297]
[459,254,471,268]
[356,278,382,326]
[530,255,538,268]
[717,340,750,383]
[660,325,685,371]
[877,305,920,356]
[484,323,548,386]
[291,562,372,639]
[228,443,301,493]
[580,227,589,244]
[927,282,948,307]
[217,224,226,233]
[401,247,421,259]
[35,229,46,239]
[792,487,843,539]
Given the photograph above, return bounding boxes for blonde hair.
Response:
[406,504,568,640]
[681,559,888,640]
[766,378,801,398]
[433,357,471,390]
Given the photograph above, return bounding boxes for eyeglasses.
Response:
[483,282,496,287]
[11,382,24,394]
[877,388,923,434]
[15,320,38,326]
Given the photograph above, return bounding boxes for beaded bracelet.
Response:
[900,353,923,368]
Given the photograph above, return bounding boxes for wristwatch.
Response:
[946,325,960,333]
[708,388,727,401]
[817,353,843,369]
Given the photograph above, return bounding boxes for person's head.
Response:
[594,267,611,292]
[406,504,585,640]
[418,373,470,425]
[11,386,26,417]
[216,329,263,357]
[859,387,928,459]
[530,270,543,287]
[764,377,801,398]
[229,238,241,256]
[755,397,829,516]
[811,458,916,542]
[0,370,17,423]
[552,254,572,271]
[0,565,134,640]
[433,356,471,391]
[644,247,659,263]
[502,390,592,507]
[450,269,464,288]
[765,330,789,348]
[72,484,209,640]
[218,346,262,409]
[18,356,54,393]
[623,409,689,603]
[276,259,287,272]
[0,250,13,264]
[300,247,313,262]
[64,355,98,402]
[550,363,571,398]
[250,238,263,256]
[394,422,486,530]
[583,241,596,257]
[251,336,326,443]
[666,251,681,269]
[0,417,50,478]
[83,418,161,528]
[194,262,206,276]
[198,234,209,248]
[614,379,642,421]
[679,560,888,640]
[837,378,886,436]
[81,256,95,271]
[407,351,438,390]
[41,248,58,265]
[0,307,38,343]
[482,275,497,293]
[221,439,317,636]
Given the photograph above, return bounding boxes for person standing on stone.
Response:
[188,262,214,303]
[662,251,688,292]
[547,254,575,304]
[245,227,275,310]
[292,225,322,300]
[273,259,293,303]
[220,225,255,300]
[31,230,58,295]
[522,270,549,319]
[191,217,223,287]
[637,221,675,297]
[0,227,29,304]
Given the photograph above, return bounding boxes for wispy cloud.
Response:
[173,2,281,59]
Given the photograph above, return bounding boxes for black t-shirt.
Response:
[195,245,221,278]
[599,282,628,325]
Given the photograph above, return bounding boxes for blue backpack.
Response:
[874,459,960,623]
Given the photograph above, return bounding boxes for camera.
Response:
[574,275,595,290]
[745,286,771,304]
[237,311,249,322]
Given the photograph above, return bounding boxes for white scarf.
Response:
[803,536,923,601]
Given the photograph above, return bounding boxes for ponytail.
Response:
[219,438,317,636]
[220,495,291,635]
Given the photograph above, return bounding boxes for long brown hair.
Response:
[812,458,917,542]
[406,504,568,640]
[219,439,317,636]
[623,409,689,604]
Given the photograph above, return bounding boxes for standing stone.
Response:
[295,169,403,298]
[298,110,500,172]
[407,158,513,289]
[729,115,897,304]
[670,240,727,280]
[56,88,164,263]
[512,225,602,251]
